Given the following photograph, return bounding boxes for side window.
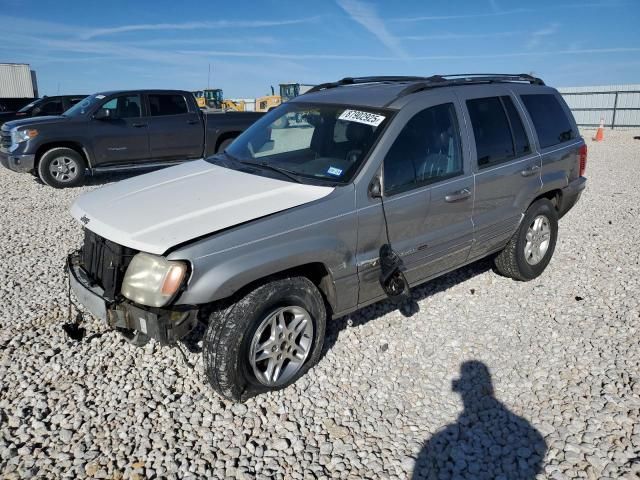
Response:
[466,97,514,168]
[148,94,189,116]
[100,95,142,119]
[384,103,463,195]
[501,96,530,156]
[67,97,84,108]
[520,94,576,148]
[38,99,64,116]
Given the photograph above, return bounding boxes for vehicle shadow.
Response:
[411,361,547,479]
[320,257,494,360]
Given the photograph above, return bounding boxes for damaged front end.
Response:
[65,230,198,345]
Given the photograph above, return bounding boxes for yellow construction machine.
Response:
[255,83,314,112]
[192,89,245,111]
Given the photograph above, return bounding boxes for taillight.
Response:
[578,144,587,177]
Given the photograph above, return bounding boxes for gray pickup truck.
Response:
[0,89,262,187]
[66,74,586,401]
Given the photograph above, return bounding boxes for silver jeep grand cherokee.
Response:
[67,74,587,401]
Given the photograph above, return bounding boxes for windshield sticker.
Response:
[95,95,105,100]
[339,109,385,127]
[327,166,343,176]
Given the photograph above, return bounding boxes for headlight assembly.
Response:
[121,253,188,307]
[11,128,38,144]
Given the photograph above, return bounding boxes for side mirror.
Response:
[369,177,382,198]
[93,109,111,121]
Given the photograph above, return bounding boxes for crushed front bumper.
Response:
[0,150,35,173]
[67,253,198,345]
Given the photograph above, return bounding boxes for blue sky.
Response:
[1,0,639,97]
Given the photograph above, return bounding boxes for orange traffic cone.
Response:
[593,117,604,142]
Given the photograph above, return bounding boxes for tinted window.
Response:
[501,96,530,156]
[521,94,576,148]
[67,97,85,107]
[384,103,463,194]
[39,100,64,116]
[467,97,514,168]
[148,94,189,116]
[100,95,142,119]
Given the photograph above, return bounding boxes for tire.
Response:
[37,147,86,188]
[217,138,234,153]
[494,198,558,281]
[203,276,327,401]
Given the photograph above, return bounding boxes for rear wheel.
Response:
[37,147,86,188]
[203,276,326,401]
[494,198,558,281]
[217,138,234,153]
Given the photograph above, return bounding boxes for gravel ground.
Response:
[1,131,639,479]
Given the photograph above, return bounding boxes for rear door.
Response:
[356,93,474,303]
[89,93,151,166]
[456,87,542,259]
[146,93,203,161]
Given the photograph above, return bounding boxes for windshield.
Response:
[18,99,41,113]
[220,102,390,184]
[63,94,101,117]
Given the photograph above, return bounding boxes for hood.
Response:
[3,115,68,129]
[71,160,334,255]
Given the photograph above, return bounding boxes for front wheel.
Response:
[494,198,558,281]
[37,147,86,188]
[203,277,327,401]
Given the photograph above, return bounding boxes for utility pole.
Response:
[207,64,211,89]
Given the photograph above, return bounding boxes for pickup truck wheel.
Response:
[203,276,327,401]
[494,198,558,281]
[37,147,86,188]
[217,138,234,153]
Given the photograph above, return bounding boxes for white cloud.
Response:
[391,2,626,22]
[526,23,560,49]
[80,17,321,40]
[401,31,521,41]
[335,0,408,59]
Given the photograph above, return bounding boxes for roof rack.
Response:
[305,73,545,104]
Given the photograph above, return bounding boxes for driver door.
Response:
[89,94,151,166]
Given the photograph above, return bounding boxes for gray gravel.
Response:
[1,131,639,479]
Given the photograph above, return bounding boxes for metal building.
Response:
[0,63,38,98]
[558,84,640,129]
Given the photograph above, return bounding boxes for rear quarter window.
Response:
[520,94,576,148]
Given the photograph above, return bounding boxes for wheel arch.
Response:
[35,142,90,169]
[215,131,241,153]
[531,188,562,211]
[194,261,338,318]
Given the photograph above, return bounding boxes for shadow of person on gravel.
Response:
[411,361,547,480]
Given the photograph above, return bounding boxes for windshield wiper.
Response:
[238,159,303,184]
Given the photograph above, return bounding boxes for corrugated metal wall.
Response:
[0,63,36,98]
[558,84,640,128]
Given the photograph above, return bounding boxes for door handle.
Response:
[521,164,540,177]
[445,188,472,203]
[187,120,199,125]
[132,123,147,128]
